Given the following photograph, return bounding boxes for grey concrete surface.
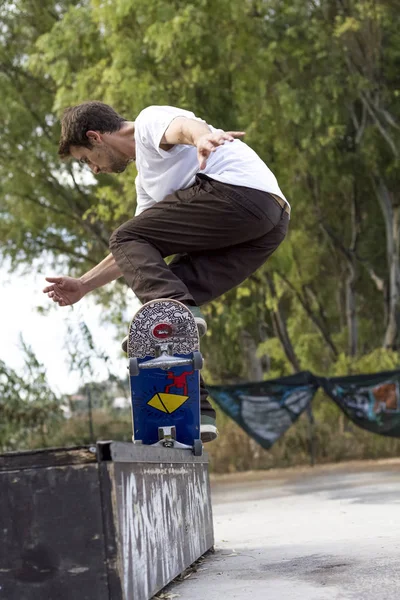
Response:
[164,459,400,599]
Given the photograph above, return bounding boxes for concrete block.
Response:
[0,442,214,600]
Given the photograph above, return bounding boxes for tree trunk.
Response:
[375,180,400,349]
[346,189,359,356]
[276,271,338,358]
[308,171,360,356]
[240,330,264,381]
[346,263,357,356]
[266,273,301,372]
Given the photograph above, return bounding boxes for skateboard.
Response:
[127,299,203,456]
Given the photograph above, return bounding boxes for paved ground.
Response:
[165,459,400,600]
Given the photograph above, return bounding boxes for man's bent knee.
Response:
[109,219,137,252]
[109,227,119,253]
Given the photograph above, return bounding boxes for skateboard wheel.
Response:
[193,439,203,456]
[129,357,140,376]
[192,351,203,370]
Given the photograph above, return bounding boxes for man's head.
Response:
[58,101,134,174]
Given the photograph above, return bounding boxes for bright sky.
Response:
[1,262,139,396]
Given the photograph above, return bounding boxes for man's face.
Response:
[70,143,131,174]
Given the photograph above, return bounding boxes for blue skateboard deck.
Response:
[127,299,202,451]
[130,355,200,446]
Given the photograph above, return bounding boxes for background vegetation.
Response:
[1,0,400,470]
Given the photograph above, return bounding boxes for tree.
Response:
[0,0,133,328]
[0,339,64,452]
[1,0,400,388]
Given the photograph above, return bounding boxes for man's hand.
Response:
[161,117,245,168]
[196,130,245,170]
[43,276,87,307]
[43,255,123,306]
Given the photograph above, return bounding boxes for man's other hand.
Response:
[196,130,245,170]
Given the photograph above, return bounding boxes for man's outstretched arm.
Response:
[43,253,123,306]
[161,117,245,169]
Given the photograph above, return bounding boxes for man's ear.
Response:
[86,130,102,144]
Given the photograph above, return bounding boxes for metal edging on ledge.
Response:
[97,441,209,464]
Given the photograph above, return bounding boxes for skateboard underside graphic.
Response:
[127,299,203,454]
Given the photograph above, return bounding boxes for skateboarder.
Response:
[43,102,290,442]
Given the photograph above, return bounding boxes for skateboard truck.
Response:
[156,426,203,456]
[129,350,203,376]
[159,425,177,447]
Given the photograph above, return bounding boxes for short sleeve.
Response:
[134,105,206,157]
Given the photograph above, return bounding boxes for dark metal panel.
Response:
[0,442,215,600]
[0,446,97,472]
[113,455,214,600]
[97,460,124,600]
[0,463,109,600]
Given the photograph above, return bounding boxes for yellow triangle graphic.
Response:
[148,394,168,413]
[147,393,189,414]
[160,393,189,413]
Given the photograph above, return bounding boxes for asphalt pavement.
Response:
[164,459,400,599]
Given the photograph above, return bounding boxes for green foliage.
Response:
[65,319,111,380]
[70,376,129,414]
[35,410,132,448]
[0,339,64,452]
[2,0,400,467]
[332,348,400,376]
[0,0,134,281]
[2,0,399,373]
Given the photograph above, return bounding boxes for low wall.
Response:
[0,442,214,600]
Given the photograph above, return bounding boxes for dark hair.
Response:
[58,101,127,158]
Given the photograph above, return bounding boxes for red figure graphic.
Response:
[165,370,194,396]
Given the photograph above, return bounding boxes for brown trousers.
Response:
[110,175,289,418]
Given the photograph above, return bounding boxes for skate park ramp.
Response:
[0,441,214,600]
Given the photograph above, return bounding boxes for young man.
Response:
[43,102,290,442]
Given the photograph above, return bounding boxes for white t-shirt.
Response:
[134,105,288,216]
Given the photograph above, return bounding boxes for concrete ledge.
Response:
[0,442,214,600]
